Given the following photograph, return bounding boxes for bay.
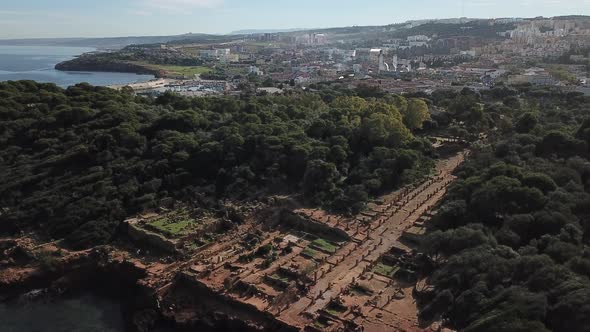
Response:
[0,45,154,87]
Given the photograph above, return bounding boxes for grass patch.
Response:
[546,65,579,84]
[314,319,329,329]
[373,262,399,278]
[325,307,343,316]
[148,218,193,237]
[134,62,212,77]
[265,273,290,289]
[301,247,320,259]
[325,302,347,316]
[271,273,292,284]
[311,238,338,254]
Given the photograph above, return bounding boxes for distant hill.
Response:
[552,15,590,20]
[230,28,308,35]
[2,16,586,50]
[0,33,218,49]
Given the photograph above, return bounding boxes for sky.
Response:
[1,0,590,39]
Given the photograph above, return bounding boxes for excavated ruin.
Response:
[1,149,468,332]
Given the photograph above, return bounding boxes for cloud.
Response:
[140,0,223,12]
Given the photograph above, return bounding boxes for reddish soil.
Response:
[1,149,467,332]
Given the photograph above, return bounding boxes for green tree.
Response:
[402,98,431,130]
[303,160,340,204]
[360,113,412,147]
[515,112,538,133]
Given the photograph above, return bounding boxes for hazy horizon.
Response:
[1,0,589,39]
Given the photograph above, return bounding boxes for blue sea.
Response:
[0,45,154,87]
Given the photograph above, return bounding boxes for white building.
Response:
[295,33,328,45]
[345,50,356,61]
[409,41,429,48]
[508,68,558,86]
[407,35,431,42]
[200,48,231,60]
[248,66,263,76]
[485,69,507,79]
[294,74,311,84]
[460,50,477,57]
[369,49,382,63]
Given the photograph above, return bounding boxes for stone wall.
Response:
[279,210,350,242]
[126,223,178,253]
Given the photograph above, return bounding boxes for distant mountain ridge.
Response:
[0,33,214,49]
[3,15,588,50]
[229,28,309,35]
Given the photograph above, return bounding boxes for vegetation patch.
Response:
[147,218,193,237]
[310,238,339,254]
[313,319,330,329]
[137,63,212,77]
[301,247,321,259]
[264,273,290,289]
[417,87,590,331]
[325,301,347,316]
[546,65,579,84]
[372,262,399,278]
[270,273,293,284]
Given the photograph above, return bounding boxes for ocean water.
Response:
[0,293,125,332]
[0,45,154,87]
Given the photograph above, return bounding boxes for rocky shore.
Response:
[0,238,163,330]
[0,237,284,332]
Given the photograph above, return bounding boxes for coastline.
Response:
[0,45,155,87]
[55,57,163,78]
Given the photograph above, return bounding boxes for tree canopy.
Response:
[421,86,590,332]
[0,81,433,248]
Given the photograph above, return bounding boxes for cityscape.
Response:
[84,16,590,98]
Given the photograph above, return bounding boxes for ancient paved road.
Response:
[278,151,466,329]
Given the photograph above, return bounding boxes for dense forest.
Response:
[419,87,590,332]
[0,81,432,249]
